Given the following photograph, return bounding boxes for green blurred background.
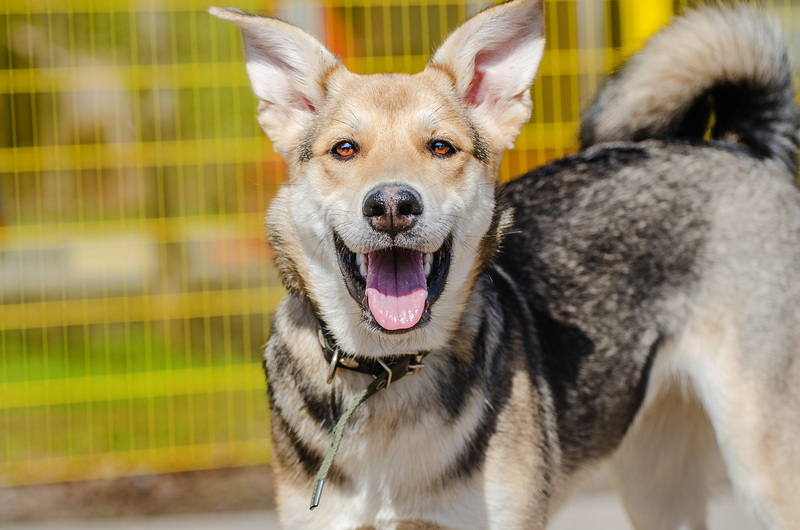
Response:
[1,0,799,509]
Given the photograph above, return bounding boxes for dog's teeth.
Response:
[356,253,367,278]
[424,253,432,278]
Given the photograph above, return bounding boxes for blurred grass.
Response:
[4,390,268,458]
[2,322,262,383]
[1,322,271,484]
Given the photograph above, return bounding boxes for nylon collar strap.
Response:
[316,321,425,383]
[310,319,426,510]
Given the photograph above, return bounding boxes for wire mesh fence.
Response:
[1,0,798,488]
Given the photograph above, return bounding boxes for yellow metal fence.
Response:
[1,0,796,487]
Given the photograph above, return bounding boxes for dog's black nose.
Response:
[362,184,423,237]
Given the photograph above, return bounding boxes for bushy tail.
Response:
[579,5,800,174]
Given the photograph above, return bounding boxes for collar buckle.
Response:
[375,359,393,388]
[326,346,340,384]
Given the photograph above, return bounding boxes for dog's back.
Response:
[498,6,800,527]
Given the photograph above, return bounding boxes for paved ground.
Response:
[549,487,754,530]
[0,488,753,529]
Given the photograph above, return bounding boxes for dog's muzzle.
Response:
[334,231,452,333]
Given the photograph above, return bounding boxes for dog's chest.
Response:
[278,415,491,528]
[275,372,546,529]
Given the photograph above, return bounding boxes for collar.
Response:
[316,319,426,384]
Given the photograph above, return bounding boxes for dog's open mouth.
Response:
[335,233,452,333]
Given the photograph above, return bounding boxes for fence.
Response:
[1,0,798,488]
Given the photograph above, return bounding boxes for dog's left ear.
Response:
[428,0,545,150]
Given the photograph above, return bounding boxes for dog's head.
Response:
[211,0,544,357]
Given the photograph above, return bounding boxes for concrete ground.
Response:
[549,487,754,530]
[0,488,754,529]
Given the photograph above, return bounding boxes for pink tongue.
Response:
[365,249,428,331]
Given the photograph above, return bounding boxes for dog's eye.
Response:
[429,139,456,157]
[331,140,358,160]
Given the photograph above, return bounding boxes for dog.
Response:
[211,1,800,528]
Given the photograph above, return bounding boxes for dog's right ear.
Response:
[210,7,341,159]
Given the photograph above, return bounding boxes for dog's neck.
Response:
[315,317,426,384]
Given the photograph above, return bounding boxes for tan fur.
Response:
[675,307,800,529]
[483,369,552,527]
[611,365,718,530]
